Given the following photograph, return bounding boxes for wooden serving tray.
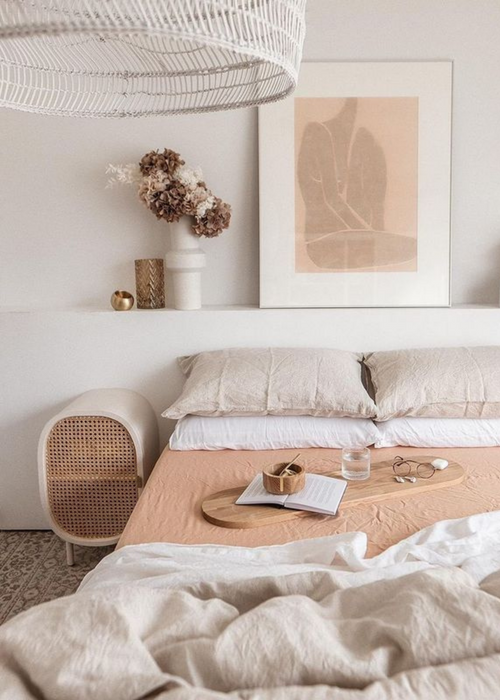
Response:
[201,456,465,529]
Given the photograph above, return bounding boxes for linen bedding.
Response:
[163,347,376,419]
[3,512,500,698]
[119,446,500,556]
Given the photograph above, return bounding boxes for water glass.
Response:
[341,447,371,481]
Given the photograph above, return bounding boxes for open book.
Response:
[236,473,347,516]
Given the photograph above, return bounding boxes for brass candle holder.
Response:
[110,290,134,311]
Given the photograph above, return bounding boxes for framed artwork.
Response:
[259,62,452,307]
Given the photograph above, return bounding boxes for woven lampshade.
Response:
[0,1,307,118]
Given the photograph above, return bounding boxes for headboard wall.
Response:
[2,306,500,528]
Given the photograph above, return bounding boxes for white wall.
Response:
[2,0,500,309]
[4,307,500,529]
[1,0,500,527]
[0,108,259,309]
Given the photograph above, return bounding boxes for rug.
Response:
[0,530,113,625]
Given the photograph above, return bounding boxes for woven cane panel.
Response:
[45,417,138,540]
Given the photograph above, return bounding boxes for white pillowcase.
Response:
[375,417,500,448]
[169,415,379,451]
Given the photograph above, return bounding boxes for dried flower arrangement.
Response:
[107,149,231,238]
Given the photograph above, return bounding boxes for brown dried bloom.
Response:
[129,147,231,237]
[192,198,232,238]
[147,182,190,223]
[182,185,208,217]
[137,170,169,201]
[139,148,184,176]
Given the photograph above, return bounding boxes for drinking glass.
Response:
[341,447,370,481]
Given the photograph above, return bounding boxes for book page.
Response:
[235,474,288,506]
[285,474,347,515]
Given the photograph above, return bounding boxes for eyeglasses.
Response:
[392,456,436,482]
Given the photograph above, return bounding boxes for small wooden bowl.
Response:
[262,463,305,495]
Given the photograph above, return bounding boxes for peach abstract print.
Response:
[295,97,419,273]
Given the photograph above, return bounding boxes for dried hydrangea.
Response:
[107,148,231,238]
[139,148,184,177]
[182,186,209,217]
[193,198,232,238]
[137,170,170,199]
[195,194,216,219]
[146,182,189,223]
[175,164,204,189]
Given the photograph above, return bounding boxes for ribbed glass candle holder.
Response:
[134,259,165,310]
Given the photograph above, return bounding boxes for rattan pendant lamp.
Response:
[0,1,307,118]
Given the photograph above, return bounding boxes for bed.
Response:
[4,346,500,697]
[3,508,500,698]
[118,445,500,557]
[3,448,500,698]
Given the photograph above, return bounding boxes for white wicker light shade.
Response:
[0,1,306,118]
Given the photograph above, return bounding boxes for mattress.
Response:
[118,446,500,556]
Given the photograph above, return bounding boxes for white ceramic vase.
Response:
[165,217,206,310]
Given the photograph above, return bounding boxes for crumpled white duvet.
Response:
[3,512,500,699]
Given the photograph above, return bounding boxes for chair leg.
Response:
[66,541,75,566]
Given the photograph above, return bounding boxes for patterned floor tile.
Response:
[0,531,114,625]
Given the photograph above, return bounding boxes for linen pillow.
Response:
[170,415,379,451]
[365,346,500,421]
[375,417,500,448]
[162,347,376,419]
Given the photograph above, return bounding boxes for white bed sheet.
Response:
[83,509,500,592]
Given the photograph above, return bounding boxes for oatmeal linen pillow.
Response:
[365,346,500,421]
[162,347,376,419]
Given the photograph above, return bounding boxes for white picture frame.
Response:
[259,62,452,308]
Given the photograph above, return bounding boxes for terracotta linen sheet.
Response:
[119,446,500,556]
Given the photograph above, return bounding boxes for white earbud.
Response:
[431,458,449,471]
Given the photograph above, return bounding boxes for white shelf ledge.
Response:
[1,303,499,314]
